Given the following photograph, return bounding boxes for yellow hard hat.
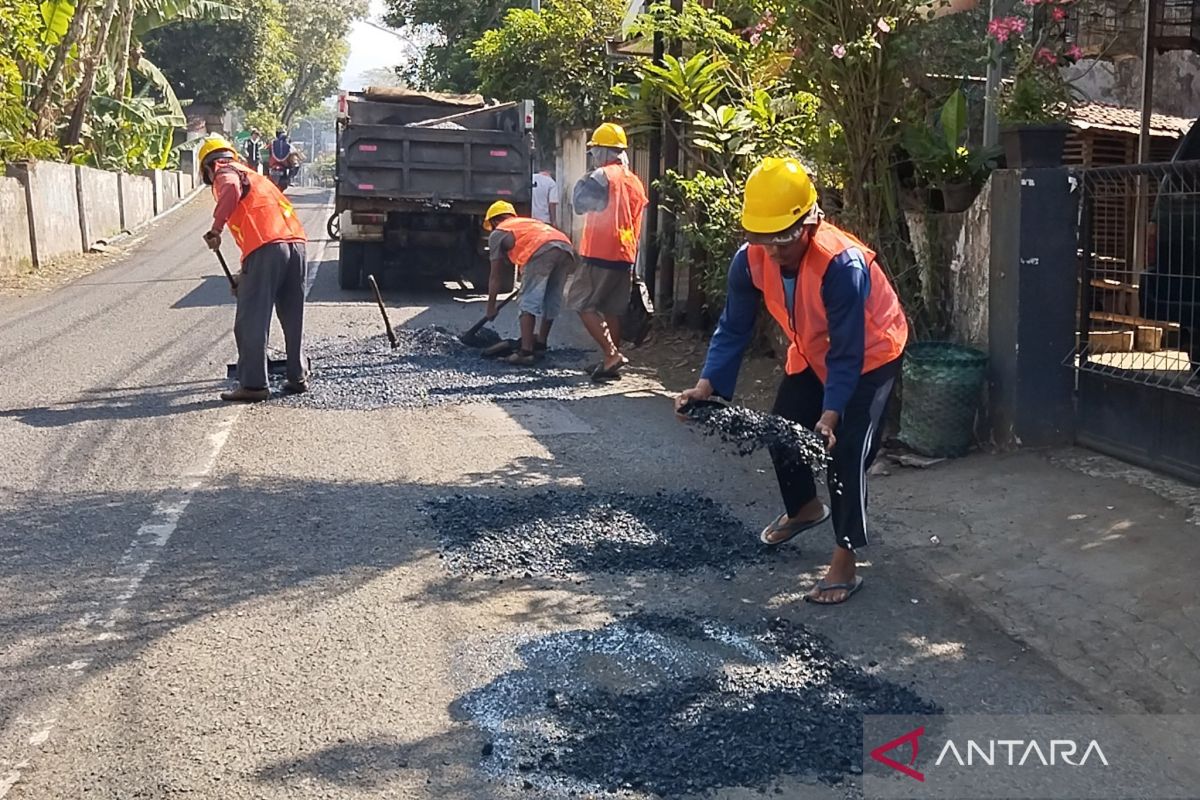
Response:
[483,200,517,231]
[197,134,236,168]
[740,157,819,235]
[587,122,628,149]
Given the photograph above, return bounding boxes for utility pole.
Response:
[660,0,683,319]
[644,24,664,308]
[982,0,1004,148]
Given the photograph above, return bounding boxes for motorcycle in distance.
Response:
[268,154,291,191]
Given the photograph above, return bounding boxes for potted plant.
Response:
[902,89,1000,213]
[988,0,1084,168]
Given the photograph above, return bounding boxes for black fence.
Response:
[1074,160,1200,394]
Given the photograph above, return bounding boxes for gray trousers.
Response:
[235,241,307,389]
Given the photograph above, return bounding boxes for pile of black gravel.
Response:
[280,328,591,409]
[685,403,830,472]
[456,613,939,797]
[426,489,773,577]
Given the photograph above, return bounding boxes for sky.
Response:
[340,1,427,91]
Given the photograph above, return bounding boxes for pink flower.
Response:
[1023,0,1038,5]
[1051,6,1066,20]
[1036,47,1058,65]
[1066,43,1083,59]
[876,17,892,33]
[750,32,762,45]
[832,43,847,58]
[987,16,1028,43]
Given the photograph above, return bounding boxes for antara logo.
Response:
[869,727,1110,782]
[935,739,1109,767]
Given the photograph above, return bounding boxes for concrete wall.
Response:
[143,169,166,214]
[1067,52,1200,120]
[162,171,181,208]
[76,165,122,248]
[119,172,155,230]
[180,170,195,194]
[7,161,83,267]
[0,176,33,276]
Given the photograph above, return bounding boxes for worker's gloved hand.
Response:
[203,230,221,251]
[675,378,714,417]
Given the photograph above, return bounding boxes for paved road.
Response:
[0,190,1094,799]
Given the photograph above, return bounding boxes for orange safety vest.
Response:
[214,161,307,260]
[578,163,648,264]
[746,221,908,380]
[495,216,571,272]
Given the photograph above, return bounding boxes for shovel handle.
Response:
[367,274,399,348]
[214,249,236,288]
[465,288,520,337]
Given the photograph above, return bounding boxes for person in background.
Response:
[482,200,576,366]
[569,122,647,382]
[243,128,264,174]
[674,157,908,605]
[197,134,309,403]
[531,167,558,228]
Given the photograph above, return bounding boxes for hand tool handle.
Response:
[367,274,399,348]
[464,288,519,338]
[214,249,236,288]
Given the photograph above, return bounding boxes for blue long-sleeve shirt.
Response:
[700,243,871,416]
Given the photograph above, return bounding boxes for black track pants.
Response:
[769,358,900,550]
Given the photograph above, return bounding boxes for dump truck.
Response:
[332,88,533,292]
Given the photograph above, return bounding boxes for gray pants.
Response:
[235,241,307,389]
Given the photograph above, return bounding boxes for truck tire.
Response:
[339,242,363,290]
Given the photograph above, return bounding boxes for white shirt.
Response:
[531,173,558,224]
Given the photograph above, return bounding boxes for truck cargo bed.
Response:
[337,123,530,205]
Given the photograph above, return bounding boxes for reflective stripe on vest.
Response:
[746,222,908,380]
[579,163,648,263]
[495,216,571,270]
[215,161,307,260]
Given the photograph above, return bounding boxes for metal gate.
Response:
[1073,161,1200,483]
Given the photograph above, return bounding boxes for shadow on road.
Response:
[0,382,225,427]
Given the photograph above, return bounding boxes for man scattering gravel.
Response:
[683,403,830,473]
[675,157,908,605]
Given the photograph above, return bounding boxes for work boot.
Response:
[282,380,308,395]
[220,386,270,403]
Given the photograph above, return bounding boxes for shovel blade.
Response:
[225,357,310,379]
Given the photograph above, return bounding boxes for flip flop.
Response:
[804,575,865,605]
[590,356,629,383]
[759,504,831,545]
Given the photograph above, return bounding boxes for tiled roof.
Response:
[1070,101,1195,137]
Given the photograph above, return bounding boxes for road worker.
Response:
[198,134,309,402]
[675,157,909,605]
[483,200,576,366]
[570,122,648,381]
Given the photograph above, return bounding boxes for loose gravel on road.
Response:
[457,613,939,797]
[685,403,831,472]
[282,328,592,409]
[426,489,775,577]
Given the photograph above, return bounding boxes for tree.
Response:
[383,0,517,91]
[471,0,623,136]
[355,66,407,89]
[141,0,288,109]
[275,0,367,125]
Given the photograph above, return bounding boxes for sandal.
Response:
[482,339,518,359]
[505,349,537,366]
[759,505,831,545]
[590,355,629,383]
[804,575,864,605]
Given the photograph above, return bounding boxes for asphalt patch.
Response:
[455,613,940,797]
[280,327,592,409]
[685,403,831,472]
[426,489,775,577]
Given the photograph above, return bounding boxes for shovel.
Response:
[460,288,519,347]
[367,274,399,348]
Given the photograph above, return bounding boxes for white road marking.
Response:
[0,200,333,799]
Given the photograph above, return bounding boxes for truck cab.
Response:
[333,88,533,292]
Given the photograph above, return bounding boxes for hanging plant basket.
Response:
[1000,123,1070,169]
